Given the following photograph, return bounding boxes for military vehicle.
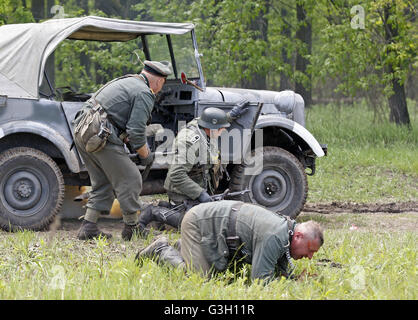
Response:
[0,16,326,231]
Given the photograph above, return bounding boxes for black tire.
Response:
[0,147,65,231]
[229,146,307,218]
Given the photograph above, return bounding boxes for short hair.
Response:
[297,221,324,246]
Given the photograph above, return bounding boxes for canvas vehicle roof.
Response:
[0,16,195,99]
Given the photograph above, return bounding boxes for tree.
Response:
[382,2,411,125]
[295,0,312,107]
[313,0,417,126]
[0,0,33,25]
[278,5,293,91]
[241,0,271,90]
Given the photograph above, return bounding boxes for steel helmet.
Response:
[197,107,230,129]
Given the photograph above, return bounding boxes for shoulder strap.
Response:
[90,74,142,102]
[88,74,143,133]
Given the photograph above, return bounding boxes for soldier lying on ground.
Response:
[136,104,249,236]
[136,200,324,282]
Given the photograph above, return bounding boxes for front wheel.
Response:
[229,146,308,218]
[0,147,65,231]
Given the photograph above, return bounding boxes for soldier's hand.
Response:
[138,151,155,166]
[229,99,250,120]
[198,191,213,203]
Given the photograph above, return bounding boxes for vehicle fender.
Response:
[0,120,82,172]
[255,114,325,157]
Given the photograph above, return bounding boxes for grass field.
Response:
[0,212,415,300]
[306,100,418,203]
[0,101,416,300]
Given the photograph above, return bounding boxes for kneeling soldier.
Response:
[137,103,249,234]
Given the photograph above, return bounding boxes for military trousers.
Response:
[180,208,212,275]
[75,137,142,225]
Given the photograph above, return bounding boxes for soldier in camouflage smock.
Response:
[164,116,224,203]
[137,104,249,233]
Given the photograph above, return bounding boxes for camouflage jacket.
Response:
[164,119,220,201]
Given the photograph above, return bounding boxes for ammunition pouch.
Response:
[74,74,142,153]
[74,103,111,153]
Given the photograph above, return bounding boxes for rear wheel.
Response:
[229,146,307,218]
[0,147,65,231]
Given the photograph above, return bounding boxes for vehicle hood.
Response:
[199,87,279,104]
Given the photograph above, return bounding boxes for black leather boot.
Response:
[77,220,112,240]
[121,223,148,240]
[163,208,185,230]
[135,236,185,269]
[137,204,156,230]
[138,205,185,230]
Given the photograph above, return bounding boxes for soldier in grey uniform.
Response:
[137,104,249,234]
[73,60,172,240]
[136,200,324,282]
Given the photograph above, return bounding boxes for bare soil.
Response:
[303,201,417,214]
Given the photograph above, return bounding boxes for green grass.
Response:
[305,100,418,203]
[0,218,416,300]
[0,101,417,300]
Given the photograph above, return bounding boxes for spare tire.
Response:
[229,146,307,218]
[0,147,65,231]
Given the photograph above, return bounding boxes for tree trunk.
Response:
[32,0,55,92]
[279,7,293,91]
[388,71,410,126]
[46,0,55,88]
[384,5,411,126]
[241,0,270,90]
[31,0,44,22]
[77,0,91,79]
[295,2,312,108]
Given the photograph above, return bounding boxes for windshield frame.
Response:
[141,30,205,89]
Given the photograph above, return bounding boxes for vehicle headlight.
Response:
[273,90,296,115]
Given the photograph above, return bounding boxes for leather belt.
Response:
[227,202,243,239]
[226,202,244,256]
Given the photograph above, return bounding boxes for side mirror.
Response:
[180,71,204,92]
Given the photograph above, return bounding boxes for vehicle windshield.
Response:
[49,38,143,95]
[44,31,201,98]
[146,33,200,80]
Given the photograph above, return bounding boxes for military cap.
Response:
[143,60,173,77]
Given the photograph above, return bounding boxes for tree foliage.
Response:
[0,0,416,125]
[311,0,417,125]
[0,0,33,25]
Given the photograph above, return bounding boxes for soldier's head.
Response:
[290,221,324,260]
[197,107,230,138]
[141,60,173,94]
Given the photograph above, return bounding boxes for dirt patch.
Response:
[298,211,418,232]
[303,201,418,214]
[53,201,418,238]
[54,217,167,241]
